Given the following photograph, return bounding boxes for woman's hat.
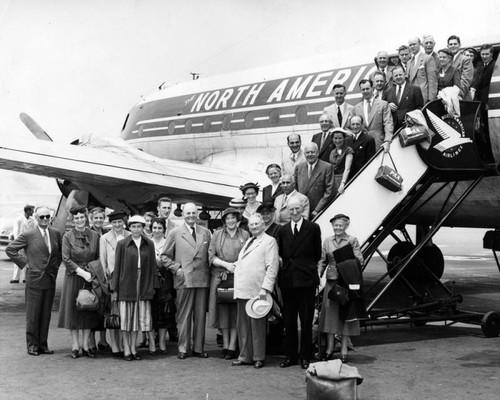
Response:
[257,202,276,213]
[331,128,351,137]
[239,182,260,194]
[221,207,240,222]
[229,198,247,208]
[128,215,146,226]
[108,210,127,222]
[245,293,273,319]
[438,48,454,58]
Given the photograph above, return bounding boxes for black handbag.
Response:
[104,300,120,329]
[328,284,349,306]
[216,272,236,304]
[374,152,403,192]
[306,373,358,400]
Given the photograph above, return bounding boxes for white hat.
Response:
[245,293,273,319]
[128,215,146,226]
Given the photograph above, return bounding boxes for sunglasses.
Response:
[38,215,51,220]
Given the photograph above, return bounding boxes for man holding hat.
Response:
[276,198,322,369]
[232,214,279,369]
[100,210,130,356]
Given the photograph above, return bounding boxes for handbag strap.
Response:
[380,151,399,173]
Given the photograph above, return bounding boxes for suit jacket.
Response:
[234,233,279,299]
[274,190,310,225]
[6,227,62,289]
[348,132,376,180]
[294,160,336,215]
[472,60,495,103]
[452,53,474,97]
[262,184,284,204]
[276,219,322,288]
[311,131,335,163]
[323,102,354,129]
[162,224,211,289]
[353,98,394,149]
[383,82,424,130]
[281,149,306,176]
[406,51,438,102]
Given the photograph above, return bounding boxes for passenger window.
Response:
[244,112,254,129]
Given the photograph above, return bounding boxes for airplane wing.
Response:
[0,135,246,209]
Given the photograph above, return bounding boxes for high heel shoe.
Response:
[340,354,348,363]
[324,353,334,361]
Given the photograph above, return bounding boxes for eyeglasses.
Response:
[38,215,51,220]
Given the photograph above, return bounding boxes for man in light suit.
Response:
[323,84,354,129]
[407,36,437,103]
[294,142,336,219]
[311,114,335,163]
[348,115,376,180]
[6,206,62,356]
[276,198,322,369]
[448,35,474,99]
[375,51,394,83]
[161,202,211,359]
[232,214,279,369]
[274,174,310,225]
[281,133,306,176]
[10,204,36,283]
[353,79,394,152]
[422,34,439,67]
[383,66,424,130]
[372,70,388,99]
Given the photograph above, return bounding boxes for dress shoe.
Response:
[340,354,348,363]
[279,359,298,368]
[192,351,209,358]
[159,348,168,355]
[27,349,40,356]
[225,350,237,360]
[301,359,310,369]
[123,354,133,361]
[97,342,111,351]
[132,353,142,360]
[219,348,228,359]
[39,348,54,355]
[232,360,252,366]
[10,280,19,284]
[81,349,96,358]
[112,351,123,359]
[177,352,187,360]
[70,349,80,359]
[254,361,264,369]
[149,350,158,356]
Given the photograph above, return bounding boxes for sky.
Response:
[0,0,499,209]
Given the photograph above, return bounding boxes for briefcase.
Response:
[216,273,236,304]
[374,152,403,192]
[306,374,358,400]
[399,125,428,147]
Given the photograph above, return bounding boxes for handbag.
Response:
[216,272,236,304]
[76,286,99,311]
[104,300,120,329]
[306,373,358,400]
[399,125,428,147]
[327,284,349,306]
[374,152,403,192]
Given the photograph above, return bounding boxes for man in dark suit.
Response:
[348,115,376,180]
[383,66,424,130]
[276,198,322,369]
[6,206,62,356]
[311,114,335,163]
[471,44,495,104]
[294,142,336,219]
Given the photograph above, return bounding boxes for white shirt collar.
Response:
[292,217,304,231]
[185,222,196,231]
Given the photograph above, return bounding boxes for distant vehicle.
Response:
[0,211,17,247]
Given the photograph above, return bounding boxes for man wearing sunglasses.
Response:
[6,206,62,356]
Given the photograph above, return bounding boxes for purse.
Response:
[216,272,236,304]
[374,152,403,192]
[399,125,428,147]
[104,300,120,329]
[76,287,99,311]
[327,284,349,306]
[306,373,358,400]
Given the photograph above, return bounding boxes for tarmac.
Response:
[1,236,499,400]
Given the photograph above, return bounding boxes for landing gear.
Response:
[387,242,444,281]
[481,311,500,338]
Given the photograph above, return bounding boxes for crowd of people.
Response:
[4,34,496,370]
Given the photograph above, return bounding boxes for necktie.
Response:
[396,85,402,103]
[294,223,299,236]
[308,164,313,178]
[191,226,196,242]
[291,153,296,162]
[320,133,327,149]
[337,106,343,126]
[43,230,50,252]
[245,237,256,251]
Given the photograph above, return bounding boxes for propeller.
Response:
[19,112,53,141]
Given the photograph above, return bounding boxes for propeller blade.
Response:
[19,112,53,141]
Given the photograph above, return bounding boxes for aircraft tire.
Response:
[481,311,500,338]
[386,242,419,281]
[419,244,445,279]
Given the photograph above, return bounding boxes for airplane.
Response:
[1,40,499,337]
